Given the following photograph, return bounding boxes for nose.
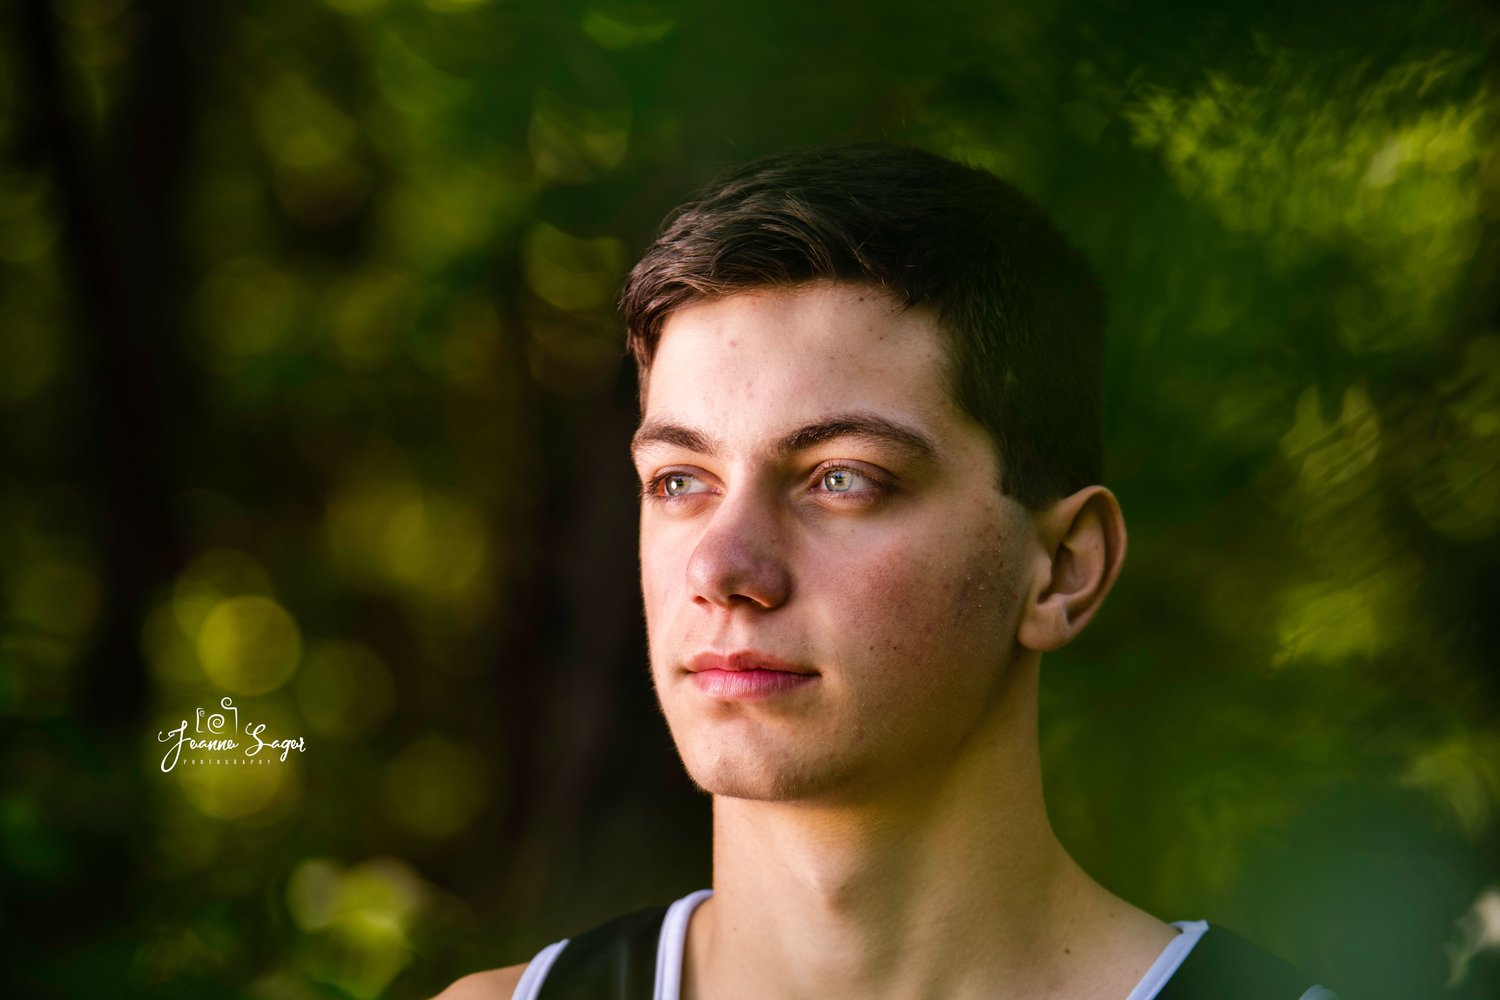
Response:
[685,494,792,610]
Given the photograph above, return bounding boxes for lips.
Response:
[687,651,817,675]
[685,651,819,701]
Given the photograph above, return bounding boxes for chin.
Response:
[678,736,860,802]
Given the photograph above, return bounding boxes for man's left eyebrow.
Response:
[775,414,938,461]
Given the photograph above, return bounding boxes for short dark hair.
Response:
[620,144,1105,510]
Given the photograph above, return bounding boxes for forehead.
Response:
[642,283,955,435]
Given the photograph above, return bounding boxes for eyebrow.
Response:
[631,412,938,463]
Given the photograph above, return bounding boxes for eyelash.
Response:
[641,472,691,501]
[640,464,889,504]
[809,463,885,501]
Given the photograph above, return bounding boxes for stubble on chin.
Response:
[674,720,863,803]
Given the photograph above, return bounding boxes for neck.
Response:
[686,654,1170,1000]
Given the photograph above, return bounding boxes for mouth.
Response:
[687,651,818,675]
[685,651,819,701]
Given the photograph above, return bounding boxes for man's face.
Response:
[633,282,1036,802]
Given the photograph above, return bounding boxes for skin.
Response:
[436,281,1172,1000]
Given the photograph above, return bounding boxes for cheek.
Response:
[640,514,688,589]
[639,529,681,644]
[947,549,1015,633]
[814,522,1017,668]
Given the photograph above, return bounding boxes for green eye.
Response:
[664,474,693,496]
[822,470,855,493]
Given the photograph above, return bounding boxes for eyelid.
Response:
[808,460,889,496]
[641,467,717,500]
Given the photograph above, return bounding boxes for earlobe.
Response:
[1015,486,1127,653]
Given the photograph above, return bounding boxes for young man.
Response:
[439,146,1337,999]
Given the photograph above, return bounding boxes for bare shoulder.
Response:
[429,963,528,1000]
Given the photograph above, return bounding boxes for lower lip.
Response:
[690,669,818,701]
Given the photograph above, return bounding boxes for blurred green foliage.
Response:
[1,0,1497,997]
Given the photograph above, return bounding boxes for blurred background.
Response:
[1,0,1497,996]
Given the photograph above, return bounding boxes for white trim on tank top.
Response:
[1124,920,1207,1000]
[510,890,1332,1000]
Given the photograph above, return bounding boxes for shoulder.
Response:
[429,963,528,1000]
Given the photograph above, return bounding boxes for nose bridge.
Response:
[686,480,791,610]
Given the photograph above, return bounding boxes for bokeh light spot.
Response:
[322,269,415,370]
[1402,734,1500,840]
[195,258,309,366]
[327,480,490,600]
[294,640,396,740]
[522,222,625,312]
[581,5,675,50]
[196,596,303,695]
[285,856,424,998]
[528,88,630,183]
[381,736,489,838]
[0,304,60,403]
[1280,384,1381,494]
[179,754,289,820]
[0,173,60,265]
[286,858,343,931]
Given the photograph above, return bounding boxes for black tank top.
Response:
[529,903,1337,999]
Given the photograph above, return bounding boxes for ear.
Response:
[1016,486,1127,653]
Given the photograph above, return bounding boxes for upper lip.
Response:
[687,651,817,675]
